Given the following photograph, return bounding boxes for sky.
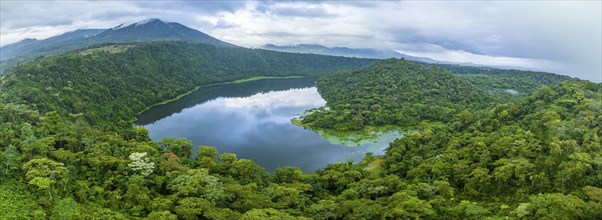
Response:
[1,1,600,82]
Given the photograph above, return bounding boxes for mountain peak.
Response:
[97,18,235,47]
[20,38,39,42]
[134,18,165,26]
[1,18,235,62]
[112,18,168,30]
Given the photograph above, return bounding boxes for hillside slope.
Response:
[382,80,601,219]
[301,59,493,130]
[0,18,236,75]
[0,42,374,131]
[432,64,575,98]
[1,70,599,219]
[0,29,105,61]
[93,18,233,47]
[0,18,233,62]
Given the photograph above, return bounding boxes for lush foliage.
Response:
[383,80,602,219]
[301,59,493,130]
[302,59,574,130]
[2,42,374,132]
[0,42,600,219]
[433,63,574,99]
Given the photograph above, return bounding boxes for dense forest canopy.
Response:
[432,63,575,97]
[300,59,573,131]
[0,42,600,219]
[1,42,375,132]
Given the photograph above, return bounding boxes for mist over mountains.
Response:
[0,18,578,77]
[2,18,484,71]
[0,18,233,62]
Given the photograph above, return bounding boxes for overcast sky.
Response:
[1,1,600,81]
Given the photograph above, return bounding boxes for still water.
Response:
[137,78,394,172]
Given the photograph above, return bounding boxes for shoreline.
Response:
[136,75,306,116]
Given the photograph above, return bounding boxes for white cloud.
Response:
[396,47,579,79]
[222,87,325,109]
[0,1,600,81]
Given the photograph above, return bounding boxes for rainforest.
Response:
[1,2,602,219]
[1,40,600,219]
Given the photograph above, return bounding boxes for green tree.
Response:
[173,197,212,220]
[240,208,300,220]
[159,138,194,160]
[123,175,152,216]
[51,197,81,220]
[128,152,155,176]
[22,158,67,206]
[515,193,587,219]
[147,211,177,220]
[1,144,23,176]
[195,145,218,171]
[383,190,435,219]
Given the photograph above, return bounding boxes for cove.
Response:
[137,78,400,172]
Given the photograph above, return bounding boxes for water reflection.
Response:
[138,78,389,172]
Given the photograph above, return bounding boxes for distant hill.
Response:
[300,59,575,131]
[301,59,493,130]
[261,44,556,72]
[0,29,105,62]
[0,18,235,73]
[261,44,444,63]
[429,63,575,96]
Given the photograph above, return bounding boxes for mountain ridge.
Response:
[0,18,234,63]
[93,18,234,47]
[262,43,453,64]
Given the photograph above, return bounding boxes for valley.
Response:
[0,13,600,220]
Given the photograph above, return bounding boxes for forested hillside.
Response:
[433,64,575,98]
[301,59,493,130]
[0,42,600,219]
[0,18,235,75]
[382,80,602,219]
[1,42,374,132]
[301,59,575,130]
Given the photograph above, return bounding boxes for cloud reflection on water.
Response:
[143,81,381,172]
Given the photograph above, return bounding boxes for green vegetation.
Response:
[232,76,304,83]
[79,45,134,56]
[302,59,574,131]
[432,63,575,99]
[295,117,404,147]
[301,59,493,130]
[0,42,600,219]
[2,41,374,132]
[139,75,306,115]
[0,181,46,219]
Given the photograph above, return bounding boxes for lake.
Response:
[137,78,400,172]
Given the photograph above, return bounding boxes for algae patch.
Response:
[292,118,404,150]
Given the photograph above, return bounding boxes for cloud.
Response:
[255,2,335,18]
[213,19,238,29]
[0,1,600,81]
[396,46,570,73]
[223,87,325,109]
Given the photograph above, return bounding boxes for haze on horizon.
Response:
[1,1,600,82]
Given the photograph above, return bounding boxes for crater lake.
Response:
[137,78,397,171]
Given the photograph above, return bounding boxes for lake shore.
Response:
[137,75,306,116]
